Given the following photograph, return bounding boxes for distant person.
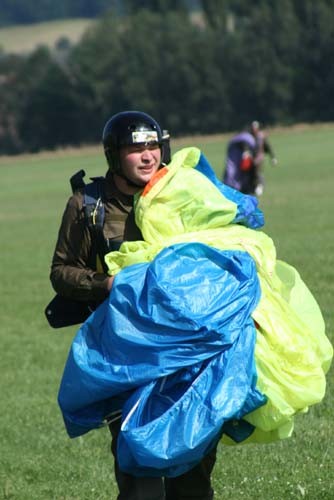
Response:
[223,121,278,196]
[249,120,278,195]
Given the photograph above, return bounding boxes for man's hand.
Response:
[271,157,278,166]
[107,276,115,291]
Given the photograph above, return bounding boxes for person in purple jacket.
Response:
[223,121,277,196]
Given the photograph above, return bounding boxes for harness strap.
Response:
[70,170,124,274]
[83,178,109,274]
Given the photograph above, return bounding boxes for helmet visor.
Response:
[131,130,159,145]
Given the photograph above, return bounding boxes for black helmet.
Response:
[102,110,164,173]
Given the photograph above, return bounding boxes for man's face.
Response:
[119,143,161,187]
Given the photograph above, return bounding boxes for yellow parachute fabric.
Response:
[104,147,333,445]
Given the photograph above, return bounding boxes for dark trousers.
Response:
[109,420,216,500]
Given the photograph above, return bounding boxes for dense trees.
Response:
[0,0,334,154]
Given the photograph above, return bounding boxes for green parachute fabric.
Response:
[105,147,333,445]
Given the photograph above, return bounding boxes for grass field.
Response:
[0,18,95,54]
[0,125,333,499]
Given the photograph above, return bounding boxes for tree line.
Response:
[0,0,194,26]
[1,0,334,155]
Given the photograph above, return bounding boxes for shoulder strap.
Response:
[69,171,122,273]
[69,170,109,273]
[83,177,105,230]
[83,178,109,273]
[84,177,124,253]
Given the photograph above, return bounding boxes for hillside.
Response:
[0,18,95,54]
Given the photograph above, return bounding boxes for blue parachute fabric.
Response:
[118,323,266,477]
[58,243,263,447]
[194,151,264,229]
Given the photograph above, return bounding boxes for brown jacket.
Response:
[50,170,142,303]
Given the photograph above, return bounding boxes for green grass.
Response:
[0,125,333,499]
[0,18,95,54]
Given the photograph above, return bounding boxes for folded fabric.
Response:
[58,244,262,442]
[58,147,333,477]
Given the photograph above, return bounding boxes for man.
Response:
[249,121,277,195]
[250,120,277,167]
[50,110,217,500]
[222,129,257,195]
[223,121,277,196]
